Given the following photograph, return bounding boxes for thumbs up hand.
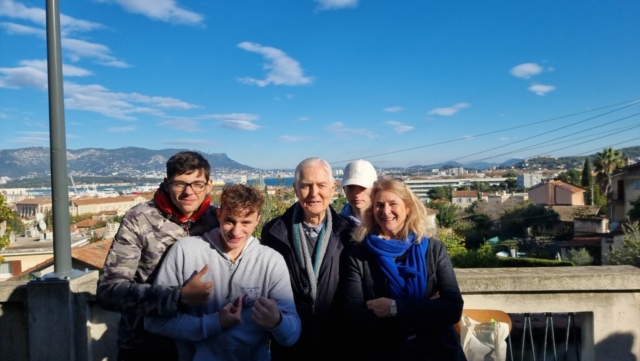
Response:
[180,264,213,307]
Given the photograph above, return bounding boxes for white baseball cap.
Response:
[342,159,377,188]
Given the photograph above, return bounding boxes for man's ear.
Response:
[162,178,170,191]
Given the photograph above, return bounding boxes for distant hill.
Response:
[0,147,254,178]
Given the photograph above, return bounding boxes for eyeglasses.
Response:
[169,180,208,193]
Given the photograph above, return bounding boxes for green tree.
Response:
[581,158,594,205]
[556,169,581,185]
[471,181,490,193]
[6,211,25,235]
[427,186,453,201]
[504,171,518,178]
[451,242,498,268]
[564,248,594,266]
[628,197,640,220]
[0,194,13,262]
[498,201,560,238]
[427,201,458,228]
[593,147,624,200]
[253,193,288,238]
[592,182,607,208]
[607,221,640,266]
[331,195,348,213]
[504,178,517,192]
[437,228,467,259]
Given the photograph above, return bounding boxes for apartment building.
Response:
[610,161,640,222]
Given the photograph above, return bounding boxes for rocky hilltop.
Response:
[0,147,254,178]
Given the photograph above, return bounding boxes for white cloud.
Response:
[0,22,45,36]
[62,38,130,67]
[159,119,200,132]
[20,59,92,76]
[325,122,377,140]
[0,22,130,67]
[160,139,218,146]
[0,0,103,35]
[297,116,309,121]
[237,42,314,87]
[315,0,359,10]
[0,0,129,68]
[277,135,307,143]
[62,82,199,120]
[528,84,556,96]
[217,120,260,131]
[204,113,260,130]
[385,121,414,134]
[205,113,258,121]
[383,106,404,113]
[0,65,48,90]
[96,0,204,25]
[0,60,93,90]
[107,126,135,133]
[510,63,543,79]
[427,103,470,116]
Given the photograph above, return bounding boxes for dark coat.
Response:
[261,204,353,360]
[344,238,466,361]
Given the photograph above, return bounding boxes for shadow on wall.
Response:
[0,283,120,361]
[88,301,120,361]
[595,332,635,361]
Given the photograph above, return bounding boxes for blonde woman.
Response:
[344,178,466,361]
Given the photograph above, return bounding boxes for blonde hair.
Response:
[353,177,436,242]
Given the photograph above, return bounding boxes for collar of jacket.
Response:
[152,185,212,224]
[267,204,351,270]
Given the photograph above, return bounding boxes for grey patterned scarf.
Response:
[292,203,333,303]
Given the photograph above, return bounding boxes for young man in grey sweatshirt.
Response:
[145,184,301,361]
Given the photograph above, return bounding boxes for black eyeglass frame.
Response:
[167,180,209,193]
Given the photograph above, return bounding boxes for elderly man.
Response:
[340,159,378,226]
[261,157,353,360]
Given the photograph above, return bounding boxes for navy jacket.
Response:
[261,204,353,360]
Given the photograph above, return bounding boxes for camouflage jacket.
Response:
[96,199,219,351]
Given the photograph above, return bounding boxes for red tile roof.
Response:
[452,190,478,198]
[7,238,113,280]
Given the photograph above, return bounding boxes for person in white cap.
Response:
[340,159,378,226]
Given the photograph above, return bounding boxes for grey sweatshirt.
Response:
[145,228,301,361]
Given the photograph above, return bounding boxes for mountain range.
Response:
[0,147,253,179]
[2,146,639,179]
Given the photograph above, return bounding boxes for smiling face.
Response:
[216,207,260,261]
[295,164,335,224]
[344,184,372,212]
[373,190,410,239]
[166,169,211,218]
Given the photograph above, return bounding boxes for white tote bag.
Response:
[459,314,510,361]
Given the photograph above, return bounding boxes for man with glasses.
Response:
[97,151,219,361]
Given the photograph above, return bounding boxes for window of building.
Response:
[0,261,15,276]
[635,181,640,190]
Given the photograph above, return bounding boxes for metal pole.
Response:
[46,0,72,277]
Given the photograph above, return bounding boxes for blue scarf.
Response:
[364,233,429,300]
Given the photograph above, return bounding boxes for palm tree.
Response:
[593,147,624,200]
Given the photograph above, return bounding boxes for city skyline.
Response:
[1,0,639,170]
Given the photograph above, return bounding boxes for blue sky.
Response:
[1,0,639,170]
